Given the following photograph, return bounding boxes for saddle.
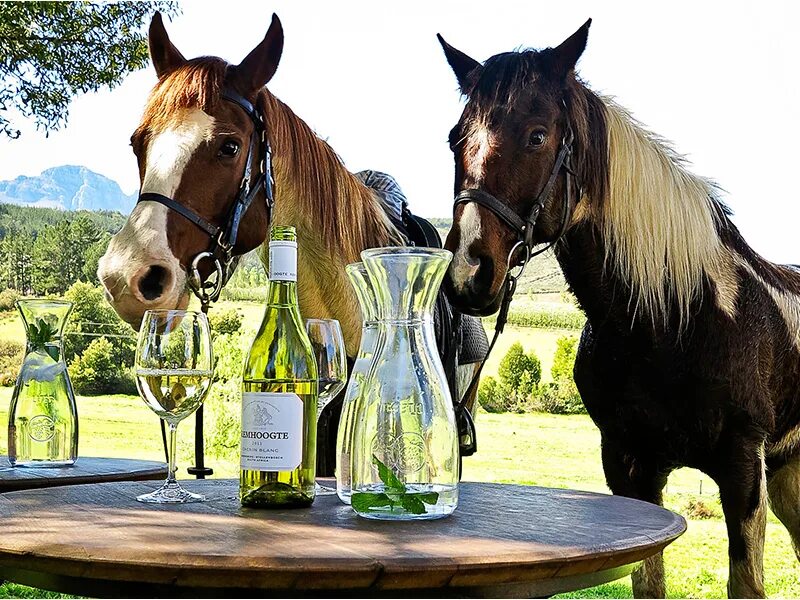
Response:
[315,171,489,476]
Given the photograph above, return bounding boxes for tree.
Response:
[0,1,180,138]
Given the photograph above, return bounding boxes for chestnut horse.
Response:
[97,14,482,470]
[438,20,800,598]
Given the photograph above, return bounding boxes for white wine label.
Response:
[241,392,303,470]
[269,240,297,281]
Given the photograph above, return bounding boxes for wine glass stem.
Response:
[166,421,178,484]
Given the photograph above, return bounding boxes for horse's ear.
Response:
[235,14,284,94]
[549,19,591,77]
[437,34,482,94]
[148,12,186,78]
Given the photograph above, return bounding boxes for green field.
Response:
[0,389,797,599]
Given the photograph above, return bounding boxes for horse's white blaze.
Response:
[450,203,482,291]
[463,123,493,182]
[141,109,216,197]
[98,108,215,311]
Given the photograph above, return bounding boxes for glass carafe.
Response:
[351,247,458,520]
[8,299,78,467]
[336,262,380,504]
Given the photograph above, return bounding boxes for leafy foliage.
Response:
[69,336,135,395]
[63,282,135,366]
[0,1,180,138]
[0,206,126,294]
[551,335,579,382]
[0,289,20,312]
[478,341,585,415]
[208,309,243,336]
[0,340,23,386]
[498,342,541,390]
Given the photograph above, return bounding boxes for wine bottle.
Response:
[240,226,318,508]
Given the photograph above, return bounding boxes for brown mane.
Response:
[259,90,403,262]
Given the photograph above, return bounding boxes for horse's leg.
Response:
[767,453,800,561]
[713,440,767,598]
[601,438,668,598]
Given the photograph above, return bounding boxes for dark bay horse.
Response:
[97,14,482,468]
[438,19,800,598]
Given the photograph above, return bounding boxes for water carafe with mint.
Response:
[8,299,78,467]
[351,247,459,520]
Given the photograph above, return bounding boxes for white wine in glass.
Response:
[135,309,213,504]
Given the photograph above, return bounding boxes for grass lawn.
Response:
[0,389,797,598]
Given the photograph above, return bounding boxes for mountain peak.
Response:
[0,166,135,213]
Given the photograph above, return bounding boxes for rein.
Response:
[137,88,275,310]
[137,88,275,478]
[453,114,581,435]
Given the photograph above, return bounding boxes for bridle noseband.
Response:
[137,89,275,308]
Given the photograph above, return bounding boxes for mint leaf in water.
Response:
[352,455,439,516]
[400,494,427,515]
[372,454,406,493]
[351,492,392,512]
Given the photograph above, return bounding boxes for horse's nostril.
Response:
[137,265,168,301]
[475,256,495,292]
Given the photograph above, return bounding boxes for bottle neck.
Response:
[267,279,300,307]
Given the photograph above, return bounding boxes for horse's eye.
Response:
[528,130,546,149]
[219,140,240,158]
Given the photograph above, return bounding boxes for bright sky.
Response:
[1,0,798,262]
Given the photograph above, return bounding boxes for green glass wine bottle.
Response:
[240,226,318,508]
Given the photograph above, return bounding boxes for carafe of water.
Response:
[351,247,458,520]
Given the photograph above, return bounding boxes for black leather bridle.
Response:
[137,88,274,309]
[453,113,581,429]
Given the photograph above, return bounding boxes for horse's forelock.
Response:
[139,57,228,135]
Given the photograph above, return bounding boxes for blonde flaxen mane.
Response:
[592,98,729,327]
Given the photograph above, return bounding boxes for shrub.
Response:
[552,335,579,382]
[535,381,585,415]
[209,309,243,336]
[498,342,541,389]
[0,289,21,312]
[0,340,23,386]
[69,336,136,395]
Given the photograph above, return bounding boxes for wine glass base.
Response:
[315,482,337,496]
[137,481,205,504]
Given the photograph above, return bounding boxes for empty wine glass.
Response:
[135,310,213,503]
[305,318,347,495]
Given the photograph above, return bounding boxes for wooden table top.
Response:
[0,479,685,598]
[0,456,168,493]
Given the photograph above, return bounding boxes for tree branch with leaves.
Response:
[0,1,180,139]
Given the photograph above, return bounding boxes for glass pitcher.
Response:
[8,299,78,467]
[351,247,459,520]
[336,262,380,504]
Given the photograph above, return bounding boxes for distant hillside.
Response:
[0,165,135,213]
[431,218,567,295]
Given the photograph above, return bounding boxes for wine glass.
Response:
[135,309,213,503]
[305,318,347,495]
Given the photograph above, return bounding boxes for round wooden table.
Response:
[0,479,685,598]
[0,456,168,493]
